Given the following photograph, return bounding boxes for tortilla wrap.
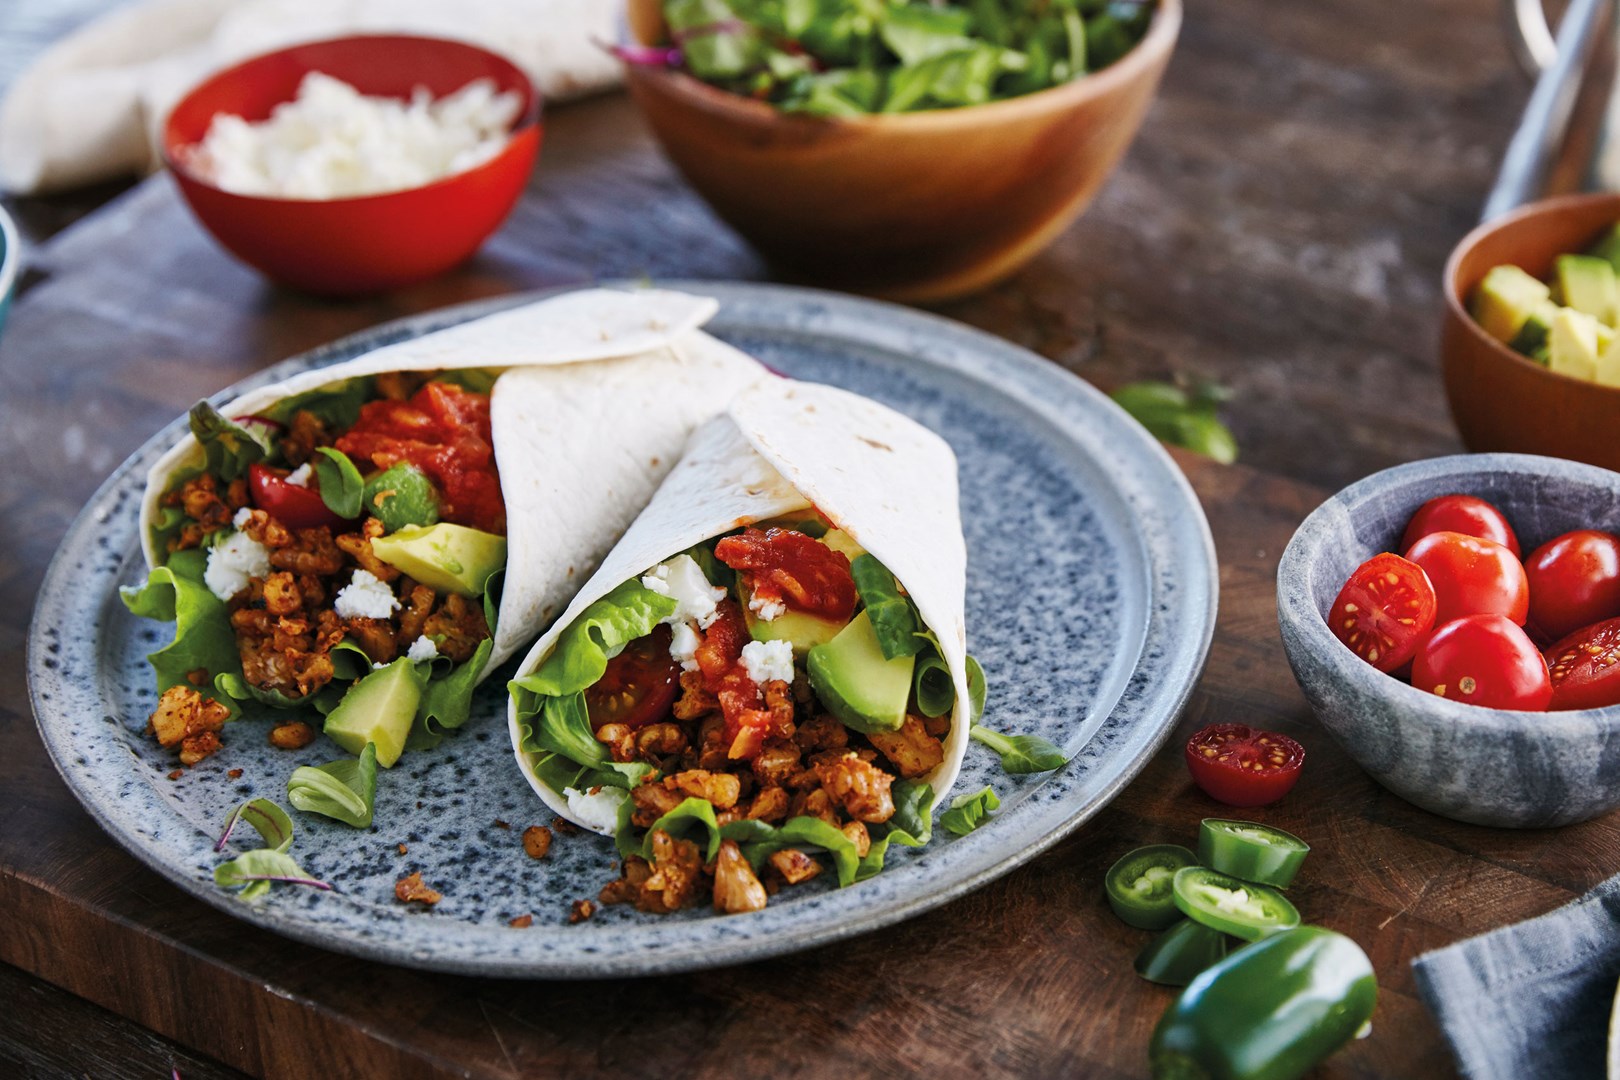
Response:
[139,286,767,675]
[508,376,972,830]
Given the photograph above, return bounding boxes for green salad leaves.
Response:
[119,548,240,697]
[288,743,379,828]
[655,0,1155,116]
[971,723,1069,773]
[1110,380,1238,465]
[212,797,330,900]
[941,785,1000,835]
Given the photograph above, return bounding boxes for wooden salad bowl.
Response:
[623,0,1181,302]
[1442,192,1620,472]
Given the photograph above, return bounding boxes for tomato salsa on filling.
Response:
[144,372,502,767]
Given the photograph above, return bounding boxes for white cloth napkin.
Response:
[0,0,623,195]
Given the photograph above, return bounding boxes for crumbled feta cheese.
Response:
[740,639,794,687]
[284,462,314,488]
[406,635,439,663]
[334,569,400,620]
[562,785,627,834]
[669,621,702,672]
[748,592,786,622]
[232,506,254,528]
[643,554,727,630]
[203,529,270,600]
[189,72,523,200]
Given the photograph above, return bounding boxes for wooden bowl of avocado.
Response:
[1443,192,1620,472]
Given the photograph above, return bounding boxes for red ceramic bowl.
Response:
[162,35,542,297]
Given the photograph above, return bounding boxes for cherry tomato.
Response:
[1401,494,1520,558]
[1411,614,1551,711]
[247,462,346,531]
[1545,617,1620,711]
[1328,553,1437,672]
[1184,724,1306,808]
[335,381,505,534]
[585,625,680,730]
[714,527,858,621]
[1523,530,1620,642]
[1404,531,1529,626]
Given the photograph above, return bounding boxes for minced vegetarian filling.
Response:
[152,374,501,756]
[548,522,951,915]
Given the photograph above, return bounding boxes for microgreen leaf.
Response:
[312,447,365,520]
[213,849,330,900]
[940,786,1000,836]
[970,724,1070,774]
[287,743,378,828]
[216,797,295,854]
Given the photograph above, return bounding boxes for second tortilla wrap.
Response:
[508,375,972,829]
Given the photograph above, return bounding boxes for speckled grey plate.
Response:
[27,282,1216,978]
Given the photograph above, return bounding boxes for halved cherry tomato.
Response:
[1328,553,1437,672]
[1401,494,1520,558]
[247,462,346,531]
[1524,530,1620,642]
[1184,724,1306,808]
[1404,531,1529,626]
[1411,614,1551,711]
[1546,617,1620,711]
[714,527,857,622]
[585,624,680,730]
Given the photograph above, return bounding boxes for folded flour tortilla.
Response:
[507,376,972,828]
[139,286,767,676]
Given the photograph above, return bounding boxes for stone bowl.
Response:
[1277,453,1620,828]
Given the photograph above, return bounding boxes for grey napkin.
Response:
[1413,872,1620,1080]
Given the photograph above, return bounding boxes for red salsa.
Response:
[335,382,505,534]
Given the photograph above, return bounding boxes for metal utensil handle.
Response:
[1484,0,1609,221]
[1504,0,1559,76]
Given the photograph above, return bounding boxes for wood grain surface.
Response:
[2,0,1612,1077]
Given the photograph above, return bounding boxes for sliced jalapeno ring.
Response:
[1172,866,1300,942]
[1105,844,1199,930]
[1198,818,1310,889]
[1135,919,1231,987]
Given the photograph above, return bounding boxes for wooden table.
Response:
[3,1,1614,1076]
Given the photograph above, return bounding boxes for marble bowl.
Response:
[1277,454,1620,828]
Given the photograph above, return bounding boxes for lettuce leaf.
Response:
[970,724,1068,774]
[313,446,365,519]
[409,637,494,750]
[120,548,241,697]
[260,376,372,429]
[217,797,295,853]
[640,797,723,863]
[189,401,272,482]
[287,743,378,828]
[510,580,676,701]
[940,786,999,836]
[722,815,861,887]
[851,554,925,660]
[856,778,935,881]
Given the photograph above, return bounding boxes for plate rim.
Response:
[26,280,1217,978]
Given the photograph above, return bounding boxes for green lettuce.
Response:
[259,376,372,429]
[640,797,723,863]
[189,401,272,482]
[287,743,378,828]
[970,723,1069,774]
[722,815,862,887]
[212,797,328,900]
[508,580,674,785]
[851,554,925,660]
[856,778,935,881]
[409,637,494,750]
[940,786,999,836]
[120,548,241,698]
[312,446,364,519]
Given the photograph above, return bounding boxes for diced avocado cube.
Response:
[742,579,845,655]
[1507,298,1558,363]
[323,659,421,768]
[1470,265,1552,344]
[1588,223,1620,271]
[1597,333,1620,387]
[371,522,505,597]
[363,463,440,535]
[1549,307,1603,382]
[1555,255,1619,326]
[806,610,915,734]
[820,528,867,562]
